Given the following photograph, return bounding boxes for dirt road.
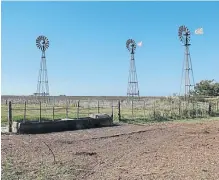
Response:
[1,119,219,180]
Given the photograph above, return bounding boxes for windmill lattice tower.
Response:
[178,25,195,101]
[36,35,50,97]
[126,39,140,99]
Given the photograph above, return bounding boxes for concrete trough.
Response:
[12,114,113,134]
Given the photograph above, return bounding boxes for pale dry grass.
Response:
[1,96,218,126]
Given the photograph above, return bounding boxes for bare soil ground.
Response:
[1,119,219,180]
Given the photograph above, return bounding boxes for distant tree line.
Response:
[192,79,219,97]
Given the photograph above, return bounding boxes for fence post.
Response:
[208,102,212,116]
[97,100,100,114]
[111,101,114,120]
[201,102,204,117]
[88,99,90,116]
[170,98,173,118]
[196,102,198,118]
[178,100,181,117]
[217,101,219,111]
[39,101,41,122]
[66,102,69,119]
[153,100,156,119]
[53,96,55,106]
[192,102,195,118]
[8,101,12,132]
[53,106,55,121]
[143,100,146,120]
[23,101,27,122]
[118,100,121,121]
[77,100,80,119]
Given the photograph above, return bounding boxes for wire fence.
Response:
[120,98,219,123]
[2,100,119,125]
[1,97,219,126]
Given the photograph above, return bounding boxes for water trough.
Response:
[12,114,113,134]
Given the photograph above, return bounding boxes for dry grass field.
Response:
[2,95,218,126]
[1,118,219,180]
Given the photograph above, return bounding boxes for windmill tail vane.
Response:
[195,28,204,35]
[137,41,143,47]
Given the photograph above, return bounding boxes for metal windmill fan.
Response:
[36,36,49,51]
[126,39,136,52]
[178,25,190,45]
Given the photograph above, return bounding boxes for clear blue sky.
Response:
[1,1,219,96]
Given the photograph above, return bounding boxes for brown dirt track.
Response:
[1,119,219,180]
